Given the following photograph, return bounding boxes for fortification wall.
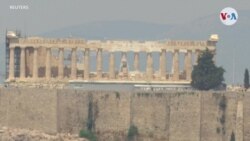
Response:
[0,88,248,141]
[168,92,201,141]
[243,93,250,141]
[0,88,57,134]
[131,92,170,140]
[56,89,89,133]
[200,92,222,141]
[200,92,239,141]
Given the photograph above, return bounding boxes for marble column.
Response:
[96,48,102,79]
[46,48,51,80]
[32,48,38,79]
[172,50,179,81]
[185,50,192,81]
[71,48,77,79]
[120,52,129,76]
[9,47,15,79]
[134,52,140,78]
[134,52,139,71]
[58,48,64,79]
[109,52,115,79]
[84,48,90,80]
[20,47,26,79]
[160,49,166,79]
[146,52,153,80]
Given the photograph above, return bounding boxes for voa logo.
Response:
[220,7,238,26]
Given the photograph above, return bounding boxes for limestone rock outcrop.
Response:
[0,127,87,141]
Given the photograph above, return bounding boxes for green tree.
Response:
[191,48,225,90]
[244,69,249,90]
[127,125,139,141]
[230,131,235,141]
[79,130,97,141]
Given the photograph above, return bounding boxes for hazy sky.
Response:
[1,0,250,41]
[0,0,250,84]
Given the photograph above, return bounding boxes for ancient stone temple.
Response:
[5,31,218,85]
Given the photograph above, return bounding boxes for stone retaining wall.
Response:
[0,88,246,141]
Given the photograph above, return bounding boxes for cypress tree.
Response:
[244,69,250,90]
[191,48,225,90]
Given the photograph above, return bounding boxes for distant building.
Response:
[5,31,218,87]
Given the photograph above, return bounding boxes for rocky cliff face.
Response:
[0,127,87,141]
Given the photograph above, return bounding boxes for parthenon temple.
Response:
[5,31,218,84]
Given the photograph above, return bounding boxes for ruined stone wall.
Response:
[23,48,59,77]
[0,88,248,141]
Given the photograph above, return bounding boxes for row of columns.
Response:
[8,47,196,81]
